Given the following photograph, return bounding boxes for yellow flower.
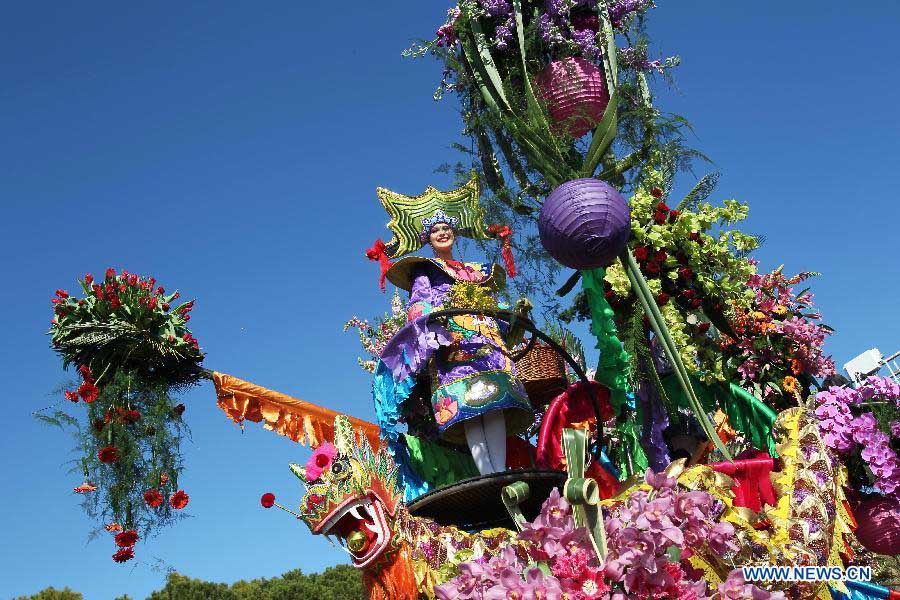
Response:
[772,305,788,316]
[752,311,767,321]
[783,375,799,395]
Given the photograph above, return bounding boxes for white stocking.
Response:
[464,412,508,475]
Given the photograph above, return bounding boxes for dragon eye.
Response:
[331,458,350,479]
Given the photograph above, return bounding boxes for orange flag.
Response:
[212,372,381,450]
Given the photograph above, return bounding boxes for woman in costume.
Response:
[367,175,533,476]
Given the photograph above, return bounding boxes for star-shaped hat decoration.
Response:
[377,171,489,259]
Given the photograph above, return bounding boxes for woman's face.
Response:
[428,222,455,253]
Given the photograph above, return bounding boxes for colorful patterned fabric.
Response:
[407,260,532,444]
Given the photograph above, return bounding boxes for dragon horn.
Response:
[289,463,306,482]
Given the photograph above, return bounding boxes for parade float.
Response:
[41,1,899,599]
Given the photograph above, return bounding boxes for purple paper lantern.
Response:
[853,495,900,556]
[538,179,631,270]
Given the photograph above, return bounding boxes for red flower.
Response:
[653,211,668,224]
[162,303,170,311]
[690,298,702,309]
[668,209,681,222]
[128,274,138,287]
[656,292,670,306]
[653,250,667,263]
[689,232,702,243]
[55,289,69,299]
[84,273,94,284]
[78,381,99,403]
[172,292,180,300]
[678,267,694,279]
[156,286,165,295]
[98,446,119,463]
[604,290,616,301]
[645,262,660,275]
[51,298,63,305]
[65,390,79,402]
[172,403,185,417]
[112,547,134,563]
[127,410,141,422]
[118,283,126,293]
[78,364,93,379]
[633,246,649,261]
[182,314,190,321]
[260,493,276,508]
[698,322,711,333]
[144,488,163,508]
[105,268,116,280]
[682,289,696,299]
[170,490,189,509]
[655,202,670,213]
[167,334,175,342]
[650,187,663,199]
[114,529,138,547]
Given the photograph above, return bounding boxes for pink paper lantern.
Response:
[853,495,900,555]
[535,57,610,139]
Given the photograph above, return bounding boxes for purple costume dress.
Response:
[396,257,533,445]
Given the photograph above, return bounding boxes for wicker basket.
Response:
[515,341,568,407]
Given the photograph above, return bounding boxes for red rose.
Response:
[156,286,165,295]
[65,390,79,402]
[162,303,170,311]
[646,262,660,275]
[689,232,702,244]
[79,364,93,379]
[172,292,180,300]
[98,446,119,463]
[128,274,138,287]
[118,283,126,293]
[114,529,138,547]
[78,381,100,403]
[698,322,711,333]
[668,209,681,222]
[690,298,702,309]
[653,211,668,224]
[653,250,667,263]
[656,292,670,306]
[144,488,163,508]
[51,298,63,305]
[655,202,670,213]
[167,335,175,342]
[678,267,694,279]
[260,493,276,508]
[105,268,116,280]
[173,403,185,417]
[633,246,649,261]
[650,187,663,199]
[682,289,696,299]
[84,273,94,284]
[170,490,189,510]
[55,289,69,299]
[182,314,190,321]
[112,547,134,563]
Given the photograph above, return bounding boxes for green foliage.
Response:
[147,566,364,600]
[19,566,365,600]
[15,588,83,600]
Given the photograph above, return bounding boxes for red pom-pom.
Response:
[261,493,276,508]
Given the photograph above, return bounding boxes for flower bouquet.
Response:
[344,290,409,373]
[721,268,835,408]
[42,268,201,562]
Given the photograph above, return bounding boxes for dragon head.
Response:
[290,416,402,568]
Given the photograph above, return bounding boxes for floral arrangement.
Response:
[720,268,835,408]
[815,376,900,494]
[42,268,199,562]
[435,470,782,599]
[344,290,408,372]
[50,268,203,385]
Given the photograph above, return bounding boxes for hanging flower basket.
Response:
[535,57,610,139]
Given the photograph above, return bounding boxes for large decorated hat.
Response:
[366,172,516,289]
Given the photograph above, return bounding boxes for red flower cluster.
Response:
[144,488,163,508]
[112,546,134,563]
[64,364,99,403]
[114,529,139,548]
[98,446,119,463]
[170,490,189,510]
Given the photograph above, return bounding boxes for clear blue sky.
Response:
[2,2,898,598]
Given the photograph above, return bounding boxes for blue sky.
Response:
[2,2,899,598]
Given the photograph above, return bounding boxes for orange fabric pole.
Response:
[212,372,381,450]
